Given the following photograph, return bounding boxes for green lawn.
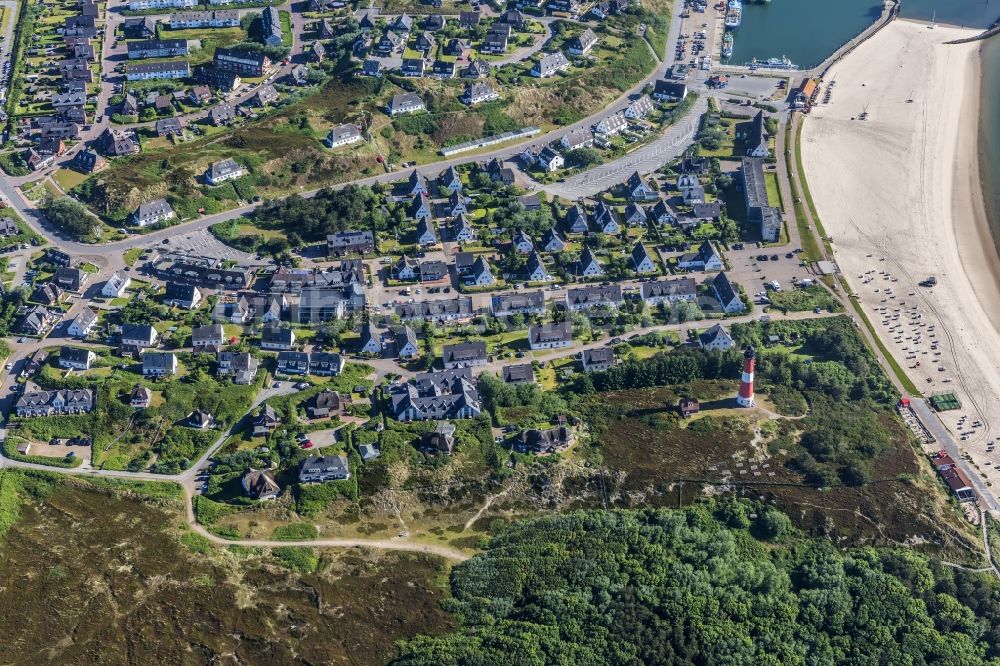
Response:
[123,248,143,266]
[53,168,89,191]
[764,171,782,209]
[279,11,292,47]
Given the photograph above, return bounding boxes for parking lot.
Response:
[147,229,259,265]
[674,0,723,70]
[726,244,813,305]
[20,437,90,463]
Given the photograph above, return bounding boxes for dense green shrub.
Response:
[395,503,1000,664]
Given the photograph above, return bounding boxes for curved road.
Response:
[0,0,691,257]
[0,306,838,563]
[0,0,694,564]
[0,380,472,562]
[542,95,707,200]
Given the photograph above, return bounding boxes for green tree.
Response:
[44,198,100,240]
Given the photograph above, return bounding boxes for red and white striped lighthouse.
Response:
[736,346,756,407]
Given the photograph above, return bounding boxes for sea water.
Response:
[726,0,883,69]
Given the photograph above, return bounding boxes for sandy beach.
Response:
[800,19,1000,509]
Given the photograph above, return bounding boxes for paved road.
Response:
[542,96,707,200]
[0,0,692,257]
[0,356,473,560]
[3,0,308,189]
[0,440,471,561]
[912,398,999,515]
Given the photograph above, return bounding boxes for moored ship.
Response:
[721,32,734,59]
[746,55,798,70]
[724,0,742,28]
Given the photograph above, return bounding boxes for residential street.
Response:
[0,0,694,254]
[541,96,708,200]
[2,0,993,566]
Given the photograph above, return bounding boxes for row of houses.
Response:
[19,1,100,160]
[128,0,262,10]
[274,351,346,376]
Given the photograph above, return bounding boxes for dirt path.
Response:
[191,522,471,561]
[464,485,514,531]
[182,488,470,561]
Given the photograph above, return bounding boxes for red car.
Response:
[300,441,314,449]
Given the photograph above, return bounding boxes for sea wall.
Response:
[944,19,1000,45]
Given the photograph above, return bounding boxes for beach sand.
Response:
[801,20,1000,510]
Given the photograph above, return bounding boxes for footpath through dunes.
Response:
[799,19,1000,512]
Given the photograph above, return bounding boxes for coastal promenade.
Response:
[799,20,1000,518]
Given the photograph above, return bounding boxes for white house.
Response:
[102,271,131,298]
[452,214,475,242]
[470,256,494,286]
[592,202,620,234]
[594,113,627,138]
[67,307,98,338]
[677,240,724,272]
[561,128,593,151]
[205,158,246,185]
[582,347,615,372]
[191,323,225,351]
[359,322,382,355]
[512,231,535,254]
[142,351,178,377]
[541,229,565,252]
[59,346,96,370]
[537,146,564,172]
[630,242,657,274]
[528,322,573,350]
[133,199,175,227]
[531,51,570,78]
[326,123,363,148]
[567,28,598,56]
[121,324,158,348]
[712,272,745,313]
[526,251,550,282]
[641,277,698,306]
[394,325,420,359]
[699,323,735,351]
[624,95,654,120]
[415,218,438,246]
[164,283,202,310]
[576,247,603,278]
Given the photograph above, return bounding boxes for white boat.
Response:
[725,0,742,28]
[747,56,799,70]
[721,32,734,59]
